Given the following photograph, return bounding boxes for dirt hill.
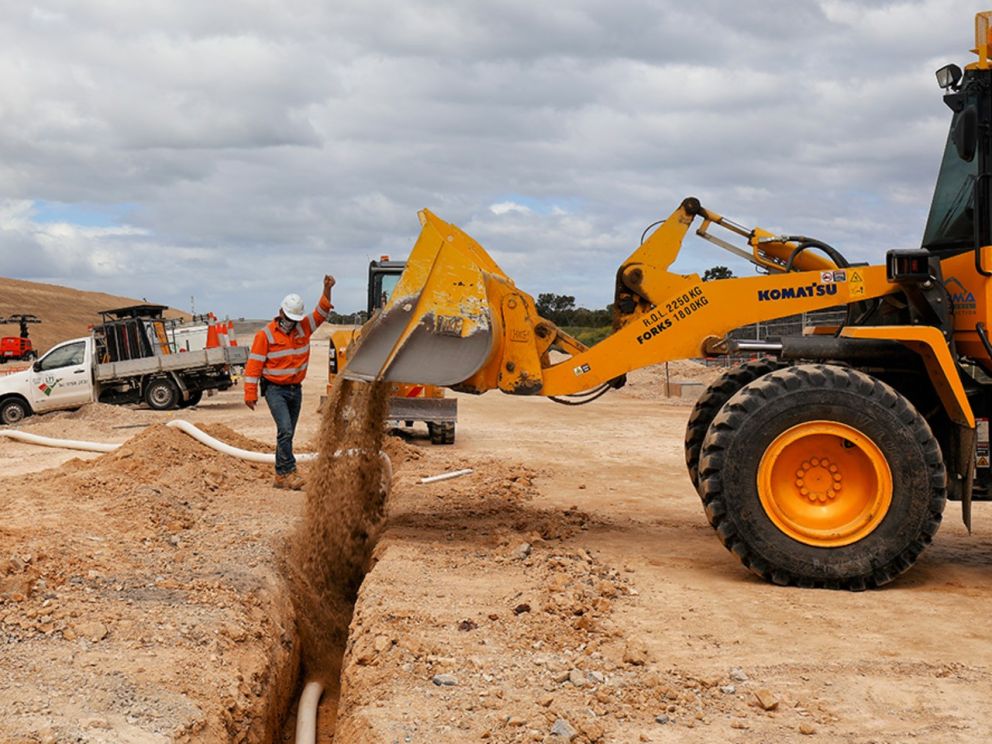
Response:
[0,276,187,354]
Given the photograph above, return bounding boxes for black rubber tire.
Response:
[427,422,443,445]
[178,390,203,408]
[0,398,30,425]
[441,422,455,445]
[144,378,180,410]
[698,364,946,590]
[684,358,786,490]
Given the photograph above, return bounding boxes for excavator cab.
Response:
[344,11,992,589]
[328,257,457,444]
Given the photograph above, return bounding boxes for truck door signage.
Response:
[37,375,62,396]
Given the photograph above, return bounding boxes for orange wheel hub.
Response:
[757,421,892,547]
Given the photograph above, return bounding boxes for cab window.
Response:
[38,342,86,370]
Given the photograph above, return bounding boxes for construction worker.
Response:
[244,275,335,489]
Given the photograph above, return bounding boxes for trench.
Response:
[273,378,391,742]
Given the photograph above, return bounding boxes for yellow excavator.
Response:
[344,12,992,590]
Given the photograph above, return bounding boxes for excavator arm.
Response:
[344,199,899,397]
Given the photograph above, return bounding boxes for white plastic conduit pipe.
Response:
[0,421,393,481]
[294,680,325,744]
[0,429,119,453]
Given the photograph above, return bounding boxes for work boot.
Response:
[274,471,304,491]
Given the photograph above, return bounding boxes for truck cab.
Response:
[0,337,94,424]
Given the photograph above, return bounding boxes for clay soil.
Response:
[2,340,991,743]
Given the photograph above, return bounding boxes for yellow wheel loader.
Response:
[344,12,992,589]
[329,258,457,444]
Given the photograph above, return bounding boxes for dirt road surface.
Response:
[2,339,991,742]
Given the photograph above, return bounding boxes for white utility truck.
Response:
[0,304,247,425]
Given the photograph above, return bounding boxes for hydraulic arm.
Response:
[345,198,902,398]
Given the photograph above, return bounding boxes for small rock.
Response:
[457,619,477,632]
[512,542,532,559]
[581,720,605,741]
[82,718,111,730]
[720,684,736,695]
[568,669,586,687]
[431,673,458,687]
[753,689,779,711]
[654,715,669,724]
[372,635,390,652]
[729,667,748,682]
[730,720,749,730]
[550,718,577,740]
[513,603,531,615]
[622,640,649,666]
[799,722,817,735]
[507,716,526,726]
[75,621,108,642]
[588,670,605,684]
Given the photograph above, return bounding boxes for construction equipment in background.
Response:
[0,314,41,364]
[329,257,457,444]
[344,11,992,589]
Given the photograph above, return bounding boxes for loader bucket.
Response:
[344,210,502,386]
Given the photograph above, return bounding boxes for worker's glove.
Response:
[245,399,256,411]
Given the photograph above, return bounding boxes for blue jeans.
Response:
[264,383,302,475]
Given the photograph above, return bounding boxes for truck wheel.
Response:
[698,364,946,590]
[684,358,785,491]
[144,378,180,410]
[427,422,443,445]
[0,398,30,425]
[178,390,203,408]
[442,422,455,444]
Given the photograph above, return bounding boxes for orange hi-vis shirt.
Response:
[243,295,332,402]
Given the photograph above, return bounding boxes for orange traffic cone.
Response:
[206,323,220,349]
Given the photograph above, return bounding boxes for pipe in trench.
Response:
[294,680,325,744]
[3,420,391,740]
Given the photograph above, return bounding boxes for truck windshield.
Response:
[39,341,85,370]
[922,107,979,252]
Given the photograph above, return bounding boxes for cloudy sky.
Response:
[0,0,983,317]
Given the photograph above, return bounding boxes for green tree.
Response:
[535,293,577,324]
[702,265,735,282]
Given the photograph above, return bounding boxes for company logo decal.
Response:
[757,283,838,302]
[945,277,977,314]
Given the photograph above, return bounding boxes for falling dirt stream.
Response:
[282,378,390,741]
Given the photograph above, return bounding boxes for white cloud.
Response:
[0,0,984,316]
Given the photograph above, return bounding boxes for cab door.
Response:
[30,340,93,411]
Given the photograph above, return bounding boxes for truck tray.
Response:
[95,346,248,382]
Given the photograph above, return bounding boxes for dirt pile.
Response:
[0,424,300,742]
[285,378,390,698]
[620,360,721,400]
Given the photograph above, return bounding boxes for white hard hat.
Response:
[280,293,306,321]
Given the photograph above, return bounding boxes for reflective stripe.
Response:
[299,316,312,336]
[248,353,266,362]
[315,304,330,319]
[263,363,309,376]
[268,344,309,359]
[263,326,275,344]
[244,376,260,384]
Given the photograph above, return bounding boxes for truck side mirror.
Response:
[32,361,41,373]
[953,106,978,162]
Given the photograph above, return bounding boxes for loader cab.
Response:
[367,257,406,315]
[922,65,991,256]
